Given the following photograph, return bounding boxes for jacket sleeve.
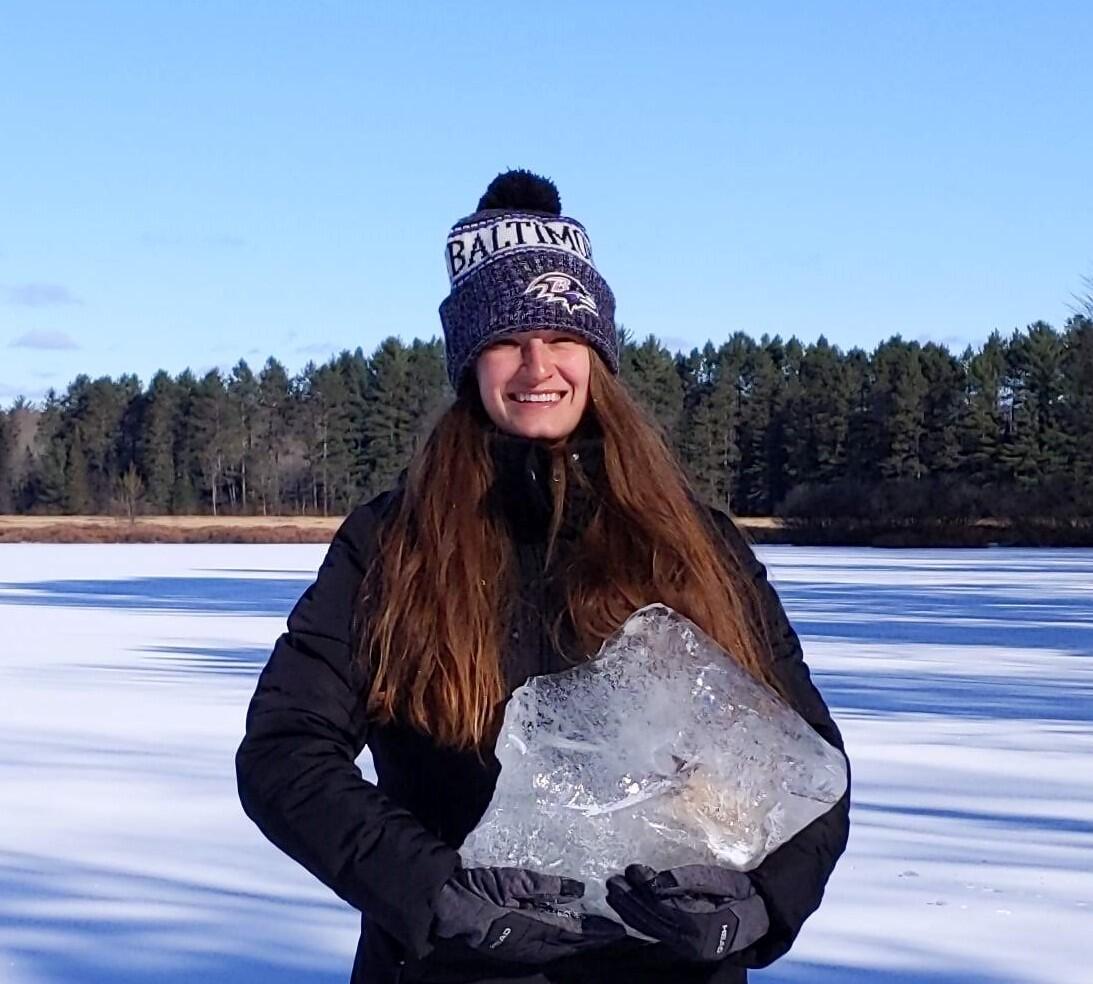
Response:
[234,499,461,959]
[708,509,852,969]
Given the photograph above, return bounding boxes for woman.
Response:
[236,169,850,984]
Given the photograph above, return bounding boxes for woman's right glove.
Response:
[606,864,770,962]
[430,866,627,964]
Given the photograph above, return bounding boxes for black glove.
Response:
[430,866,627,964]
[606,864,770,962]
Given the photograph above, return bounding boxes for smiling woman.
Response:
[475,330,592,441]
[236,168,849,984]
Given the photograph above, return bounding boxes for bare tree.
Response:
[1070,273,1093,319]
[116,462,145,524]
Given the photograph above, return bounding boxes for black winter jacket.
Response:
[235,429,851,984]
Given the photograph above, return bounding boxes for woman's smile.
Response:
[508,391,567,407]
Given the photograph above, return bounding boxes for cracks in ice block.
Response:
[461,603,848,921]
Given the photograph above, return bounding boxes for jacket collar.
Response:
[485,416,605,544]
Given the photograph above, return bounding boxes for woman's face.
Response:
[475,329,592,440]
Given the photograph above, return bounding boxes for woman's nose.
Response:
[522,338,553,379]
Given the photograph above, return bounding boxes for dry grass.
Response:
[0,515,344,543]
[6,514,1062,546]
[0,513,784,544]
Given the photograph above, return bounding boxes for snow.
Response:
[1,543,1091,983]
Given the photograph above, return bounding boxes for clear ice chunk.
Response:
[460,603,848,921]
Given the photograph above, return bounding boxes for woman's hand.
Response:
[605,863,769,962]
[431,866,627,964]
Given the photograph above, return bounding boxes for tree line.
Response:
[1,317,1091,520]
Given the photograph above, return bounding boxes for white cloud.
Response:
[6,283,82,307]
[9,329,79,350]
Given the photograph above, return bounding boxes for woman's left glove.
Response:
[431,866,627,964]
[605,864,770,962]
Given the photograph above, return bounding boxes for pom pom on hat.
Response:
[476,168,562,216]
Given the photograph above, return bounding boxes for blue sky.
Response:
[2,1,1091,407]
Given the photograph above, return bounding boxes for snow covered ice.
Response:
[1,542,1092,983]
[460,603,848,919]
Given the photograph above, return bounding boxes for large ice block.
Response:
[460,603,848,919]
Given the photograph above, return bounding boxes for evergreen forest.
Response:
[2,317,1092,522]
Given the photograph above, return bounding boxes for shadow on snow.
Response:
[0,849,352,984]
[0,575,312,617]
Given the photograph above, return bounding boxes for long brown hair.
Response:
[353,354,790,751]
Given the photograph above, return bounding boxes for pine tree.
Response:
[0,409,12,512]
[171,370,201,513]
[407,338,452,444]
[115,373,143,489]
[15,448,37,512]
[843,347,873,482]
[736,342,781,514]
[919,342,964,476]
[784,335,851,487]
[23,391,67,512]
[138,371,180,513]
[227,360,260,513]
[1000,322,1070,493]
[957,332,1005,484]
[296,361,323,513]
[64,433,91,514]
[63,374,134,511]
[620,334,684,447]
[361,338,417,498]
[298,360,354,515]
[678,342,724,504]
[254,358,293,514]
[1061,316,1093,512]
[870,337,928,481]
[763,336,798,512]
[191,369,233,515]
[335,347,371,504]
[3,397,33,510]
[716,334,757,512]
[320,364,354,514]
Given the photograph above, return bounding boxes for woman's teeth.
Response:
[512,393,562,403]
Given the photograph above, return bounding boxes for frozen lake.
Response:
[1,542,1092,983]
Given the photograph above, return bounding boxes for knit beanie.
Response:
[438,169,619,391]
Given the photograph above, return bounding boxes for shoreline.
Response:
[1,515,1091,547]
